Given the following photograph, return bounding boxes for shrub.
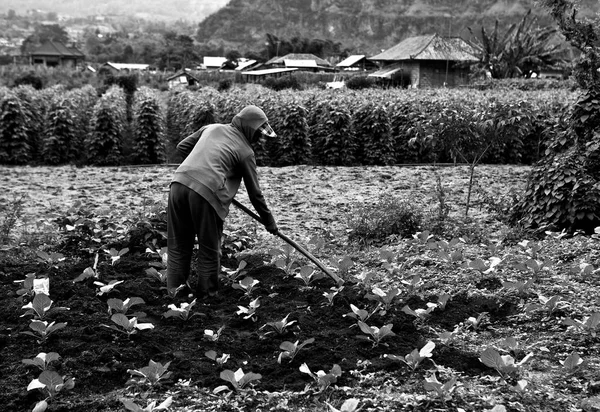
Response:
[348,194,423,244]
[262,75,302,91]
[13,71,44,90]
[131,87,166,164]
[0,93,31,164]
[86,86,127,165]
[42,96,77,165]
[353,102,394,165]
[263,98,311,166]
[346,76,374,90]
[311,100,356,165]
[218,79,232,92]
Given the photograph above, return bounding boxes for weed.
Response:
[347,193,423,244]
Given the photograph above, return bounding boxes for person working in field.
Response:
[167,105,279,300]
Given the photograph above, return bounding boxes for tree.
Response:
[469,10,568,78]
[512,1,600,233]
[21,24,70,55]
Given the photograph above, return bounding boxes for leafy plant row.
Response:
[0,85,577,166]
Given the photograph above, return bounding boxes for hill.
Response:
[195,0,600,54]
[0,0,229,22]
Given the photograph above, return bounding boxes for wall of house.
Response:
[418,61,470,88]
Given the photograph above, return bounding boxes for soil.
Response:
[1,165,600,412]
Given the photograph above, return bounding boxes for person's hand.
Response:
[265,221,279,235]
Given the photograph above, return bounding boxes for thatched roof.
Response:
[266,53,331,67]
[370,34,478,62]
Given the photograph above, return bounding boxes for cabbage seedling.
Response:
[21,320,67,343]
[236,298,260,321]
[104,247,129,266]
[437,294,451,310]
[261,313,297,336]
[21,293,69,320]
[73,253,100,283]
[203,325,225,342]
[94,280,124,296]
[22,352,61,371]
[103,313,154,336]
[323,286,344,306]
[28,370,75,398]
[163,299,200,321]
[365,287,400,311]
[401,303,438,321]
[343,304,374,324]
[468,257,502,275]
[107,297,145,315]
[401,274,423,294]
[127,360,172,386]
[563,312,600,337]
[464,312,489,330]
[326,398,360,412]
[423,372,458,401]
[479,347,533,379]
[120,396,173,412]
[387,340,435,370]
[205,350,230,367]
[561,351,584,373]
[232,276,260,298]
[278,338,314,364]
[299,363,342,393]
[214,368,262,393]
[502,278,534,296]
[295,265,324,286]
[145,267,167,283]
[223,260,248,282]
[524,294,566,316]
[14,273,37,298]
[357,321,395,347]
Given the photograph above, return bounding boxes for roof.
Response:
[266,53,331,67]
[30,41,85,58]
[241,68,299,76]
[337,55,366,67]
[369,34,478,62]
[203,56,227,68]
[368,64,403,79]
[103,62,150,71]
[166,70,199,82]
[285,59,318,68]
[235,59,257,71]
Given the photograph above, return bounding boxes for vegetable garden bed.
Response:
[0,164,599,412]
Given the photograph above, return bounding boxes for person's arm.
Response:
[176,127,206,157]
[239,154,278,234]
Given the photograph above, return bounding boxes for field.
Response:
[1,164,599,412]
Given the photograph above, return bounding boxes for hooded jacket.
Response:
[172,105,275,226]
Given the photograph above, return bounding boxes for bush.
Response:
[353,102,394,165]
[348,194,423,244]
[86,86,127,165]
[262,75,302,91]
[346,76,374,90]
[131,87,166,164]
[42,96,77,164]
[13,71,44,90]
[0,93,31,164]
[218,79,232,92]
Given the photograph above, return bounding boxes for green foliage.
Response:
[131,87,166,164]
[87,86,127,165]
[264,99,311,166]
[13,71,44,90]
[13,85,49,163]
[42,96,77,165]
[348,194,423,244]
[262,75,302,91]
[0,93,31,164]
[66,85,98,165]
[345,76,374,90]
[311,100,356,166]
[353,102,394,165]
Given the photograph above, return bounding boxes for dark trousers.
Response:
[167,182,223,298]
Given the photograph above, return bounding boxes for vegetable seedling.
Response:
[163,299,200,321]
[464,312,489,330]
[344,304,374,324]
[326,398,360,412]
[467,257,502,275]
[94,280,124,296]
[295,265,325,286]
[145,267,167,283]
[21,320,67,343]
[127,360,172,386]
[437,293,451,310]
[323,286,344,306]
[236,297,260,322]
[104,247,129,266]
[260,313,297,336]
[103,313,154,336]
[561,351,584,373]
[35,250,66,268]
[423,372,459,401]
[365,286,400,312]
[401,274,423,294]
[107,297,145,315]
[387,340,435,370]
[21,293,69,320]
[357,321,396,347]
[205,350,230,367]
[22,352,61,371]
[73,253,100,283]
[502,278,534,295]
[14,273,38,298]
[120,396,173,412]
[223,260,248,282]
[562,313,600,336]
[479,347,533,379]
[28,370,75,398]
[214,368,262,393]
[203,325,225,342]
[278,338,314,364]
[299,363,342,393]
[401,303,438,321]
[232,276,260,298]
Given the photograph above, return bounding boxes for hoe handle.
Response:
[232,199,343,285]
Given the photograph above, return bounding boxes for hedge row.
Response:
[0,85,578,167]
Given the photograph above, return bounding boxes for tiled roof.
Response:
[370,34,478,62]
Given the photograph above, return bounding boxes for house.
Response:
[368,34,478,88]
[264,53,334,72]
[336,55,378,71]
[203,56,228,70]
[166,70,200,90]
[98,62,151,76]
[29,41,85,68]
